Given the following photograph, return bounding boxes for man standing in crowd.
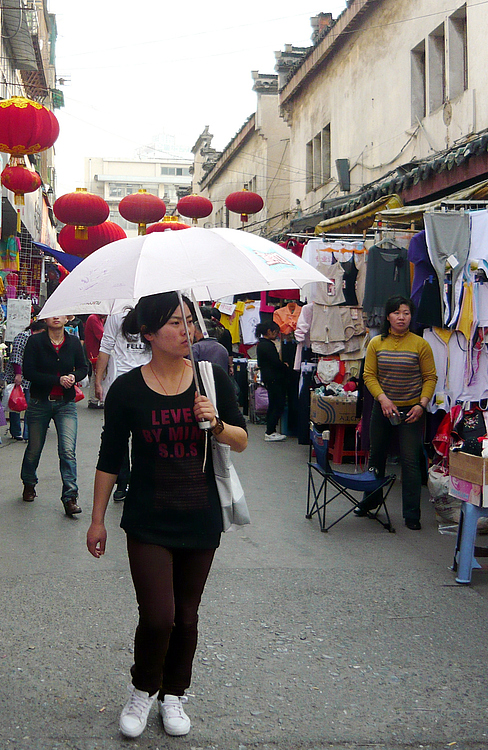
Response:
[84,313,106,409]
[95,311,151,501]
[192,318,230,372]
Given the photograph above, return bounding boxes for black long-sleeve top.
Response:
[22,330,88,402]
[256,337,288,384]
[97,364,247,548]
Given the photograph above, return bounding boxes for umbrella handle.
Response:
[178,290,211,431]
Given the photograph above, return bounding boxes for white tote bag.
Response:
[198,361,250,531]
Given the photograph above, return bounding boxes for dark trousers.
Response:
[364,401,425,521]
[127,537,215,697]
[265,379,286,435]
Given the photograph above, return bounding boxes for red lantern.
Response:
[177,194,213,225]
[1,159,41,205]
[54,188,110,240]
[146,217,191,233]
[225,189,264,223]
[0,96,59,155]
[119,190,166,235]
[58,221,127,258]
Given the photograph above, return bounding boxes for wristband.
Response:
[418,403,426,412]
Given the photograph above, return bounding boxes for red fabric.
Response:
[84,314,105,361]
[433,405,463,458]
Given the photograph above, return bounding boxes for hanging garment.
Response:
[310,304,346,344]
[340,257,359,306]
[424,212,470,327]
[468,210,488,261]
[273,302,302,334]
[217,300,245,344]
[416,274,443,330]
[239,302,260,346]
[362,244,410,327]
[423,327,467,412]
[408,230,437,316]
[293,303,313,370]
[313,262,346,306]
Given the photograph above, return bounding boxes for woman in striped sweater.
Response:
[357,296,437,530]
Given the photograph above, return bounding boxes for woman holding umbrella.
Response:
[86,291,247,739]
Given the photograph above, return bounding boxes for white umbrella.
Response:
[39,227,329,318]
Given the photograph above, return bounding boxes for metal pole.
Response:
[177,290,211,430]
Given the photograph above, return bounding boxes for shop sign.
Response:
[5,298,31,342]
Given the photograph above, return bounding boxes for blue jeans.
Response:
[364,401,425,521]
[9,388,30,439]
[21,398,78,500]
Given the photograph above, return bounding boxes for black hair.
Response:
[26,319,47,332]
[380,295,415,339]
[255,320,280,338]
[200,305,221,322]
[122,292,194,349]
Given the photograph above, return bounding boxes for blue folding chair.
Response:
[306,425,396,532]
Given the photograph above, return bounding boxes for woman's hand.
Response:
[193,393,217,427]
[377,394,400,419]
[405,404,424,423]
[60,374,75,389]
[87,522,107,558]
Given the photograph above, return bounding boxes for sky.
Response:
[47,0,347,196]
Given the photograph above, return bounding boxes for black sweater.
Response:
[97,365,247,549]
[23,330,88,402]
[256,337,288,384]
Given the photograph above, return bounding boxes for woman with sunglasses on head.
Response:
[86,291,247,740]
[356,295,437,530]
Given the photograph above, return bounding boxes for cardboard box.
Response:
[310,393,358,425]
[449,450,488,507]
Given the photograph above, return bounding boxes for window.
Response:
[428,23,446,113]
[411,41,426,123]
[448,5,468,99]
[306,124,331,192]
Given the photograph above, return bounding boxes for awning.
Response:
[2,0,37,71]
[315,194,403,234]
[375,178,488,225]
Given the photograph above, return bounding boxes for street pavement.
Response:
[1,402,488,750]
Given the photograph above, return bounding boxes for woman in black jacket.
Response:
[21,315,88,515]
[256,321,288,442]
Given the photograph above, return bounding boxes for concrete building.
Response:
[192,72,291,238]
[0,0,60,306]
[85,146,192,238]
[278,0,488,231]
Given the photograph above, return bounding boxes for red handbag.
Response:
[74,385,85,403]
[8,384,28,412]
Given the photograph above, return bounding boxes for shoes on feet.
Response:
[353,503,380,517]
[12,435,24,441]
[119,683,157,738]
[64,497,82,516]
[159,694,191,736]
[22,483,36,502]
[87,401,104,409]
[264,432,286,442]
[353,505,369,517]
[405,519,421,530]
[113,487,127,502]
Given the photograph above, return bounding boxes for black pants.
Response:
[127,537,215,697]
[265,379,286,435]
[362,401,425,521]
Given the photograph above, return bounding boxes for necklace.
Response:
[149,361,189,395]
[49,334,64,347]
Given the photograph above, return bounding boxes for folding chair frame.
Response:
[306,428,396,533]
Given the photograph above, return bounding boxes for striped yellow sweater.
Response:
[363,330,437,407]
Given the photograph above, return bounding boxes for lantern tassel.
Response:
[14,193,25,206]
[74,226,88,240]
[16,209,21,233]
[138,223,146,236]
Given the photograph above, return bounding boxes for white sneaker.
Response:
[159,694,191,736]
[264,432,286,442]
[119,683,157,738]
